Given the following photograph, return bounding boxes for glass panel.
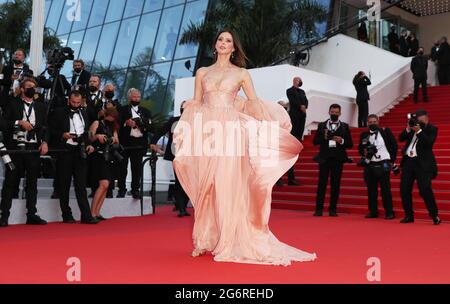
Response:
[110,17,140,70]
[124,0,145,18]
[58,35,69,47]
[71,0,94,32]
[143,0,163,13]
[164,0,184,8]
[57,2,75,35]
[152,6,183,63]
[79,26,102,69]
[175,0,208,59]
[123,66,148,100]
[46,0,64,33]
[92,22,120,71]
[143,62,171,114]
[60,31,84,77]
[88,0,109,28]
[165,58,195,114]
[105,0,126,23]
[130,11,160,67]
[44,0,52,24]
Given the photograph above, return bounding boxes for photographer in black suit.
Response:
[37,64,71,109]
[284,77,308,186]
[118,88,152,199]
[150,101,190,217]
[313,104,353,217]
[71,60,91,94]
[49,91,98,224]
[353,71,371,128]
[359,115,397,219]
[399,110,441,225]
[85,75,103,122]
[0,78,48,227]
[0,49,34,107]
[410,47,429,103]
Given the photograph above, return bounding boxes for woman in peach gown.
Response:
[172,30,317,266]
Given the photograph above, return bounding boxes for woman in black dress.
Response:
[353,71,372,128]
[88,107,120,220]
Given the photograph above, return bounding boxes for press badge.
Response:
[329,140,337,148]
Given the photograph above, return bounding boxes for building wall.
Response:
[44,0,209,116]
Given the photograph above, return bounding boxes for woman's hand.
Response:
[246,100,265,121]
[97,134,107,144]
[86,145,95,154]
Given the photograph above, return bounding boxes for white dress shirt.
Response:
[67,111,85,146]
[14,100,37,143]
[369,130,390,161]
[405,128,422,157]
[130,105,143,138]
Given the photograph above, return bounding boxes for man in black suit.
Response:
[71,60,91,94]
[37,64,71,109]
[399,110,441,225]
[353,71,371,128]
[313,104,353,217]
[284,77,308,186]
[85,75,103,122]
[150,101,190,217]
[408,33,419,57]
[359,114,397,219]
[399,30,409,57]
[118,88,152,199]
[387,26,400,54]
[436,36,450,85]
[48,91,99,224]
[410,47,429,103]
[0,49,34,108]
[0,78,48,227]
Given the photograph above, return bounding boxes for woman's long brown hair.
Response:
[103,107,120,133]
[213,29,248,68]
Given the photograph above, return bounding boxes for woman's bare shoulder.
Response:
[195,66,211,77]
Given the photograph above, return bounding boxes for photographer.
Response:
[399,110,441,225]
[85,75,103,122]
[89,107,121,220]
[118,88,152,199]
[0,49,34,105]
[313,104,353,217]
[0,78,48,227]
[353,71,371,128]
[358,114,397,219]
[49,91,99,224]
[37,64,71,109]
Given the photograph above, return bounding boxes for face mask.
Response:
[330,114,339,122]
[298,81,303,87]
[105,91,115,99]
[419,122,426,129]
[369,124,379,132]
[74,68,82,74]
[69,104,80,111]
[89,86,98,93]
[24,88,35,98]
[13,59,22,65]
[418,51,424,56]
[131,101,140,106]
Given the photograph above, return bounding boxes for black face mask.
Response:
[298,81,303,87]
[24,88,35,99]
[13,59,22,65]
[69,104,81,111]
[369,124,379,132]
[74,68,82,74]
[104,91,115,99]
[89,86,98,93]
[418,51,424,56]
[131,101,140,107]
[419,122,426,129]
[330,114,339,122]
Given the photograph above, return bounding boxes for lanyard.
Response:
[23,101,34,123]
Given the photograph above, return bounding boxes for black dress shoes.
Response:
[26,215,47,225]
[63,217,76,224]
[288,180,300,186]
[178,209,191,217]
[116,190,126,198]
[96,215,107,221]
[0,218,8,227]
[313,211,323,217]
[131,191,142,199]
[400,217,414,223]
[329,211,338,217]
[384,213,395,220]
[365,213,378,219]
[433,216,441,225]
[275,179,284,187]
[81,217,100,224]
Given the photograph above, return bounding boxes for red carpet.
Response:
[273,85,450,220]
[0,206,449,284]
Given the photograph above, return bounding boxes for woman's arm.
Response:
[240,69,264,120]
[89,121,99,143]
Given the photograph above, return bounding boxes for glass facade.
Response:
[44,0,209,115]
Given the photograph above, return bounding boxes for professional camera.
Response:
[0,131,15,171]
[13,125,27,150]
[70,133,88,159]
[407,113,419,127]
[325,129,336,141]
[46,47,75,69]
[357,136,379,167]
[103,136,124,162]
[131,117,149,132]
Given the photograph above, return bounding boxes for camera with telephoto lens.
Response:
[70,133,88,159]
[0,131,15,171]
[13,124,27,150]
[46,47,75,69]
[103,136,124,162]
[357,136,379,167]
[407,113,419,127]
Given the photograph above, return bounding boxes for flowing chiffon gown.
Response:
[173,68,317,266]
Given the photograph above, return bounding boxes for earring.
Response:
[213,50,217,55]
[231,52,235,59]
